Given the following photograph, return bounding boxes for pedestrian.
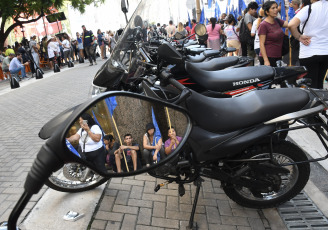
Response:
[206,17,222,51]
[288,0,302,66]
[251,8,265,56]
[190,19,197,39]
[82,25,97,66]
[240,2,259,58]
[176,22,188,38]
[166,20,176,38]
[288,0,328,89]
[29,35,40,72]
[97,29,106,60]
[9,53,30,80]
[5,46,15,57]
[108,31,116,54]
[224,15,241,56]
[258,1,288,67]
[76,32,84,61]
[62,34,72,64]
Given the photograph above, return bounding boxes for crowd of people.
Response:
[66,113,182,173]
[0,25,118,82]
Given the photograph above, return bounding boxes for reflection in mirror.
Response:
[65,96,188,176]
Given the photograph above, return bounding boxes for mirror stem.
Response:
[8,191,33,230]
[124,13,128,25]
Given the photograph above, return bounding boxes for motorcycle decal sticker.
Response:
[232,78,261,86]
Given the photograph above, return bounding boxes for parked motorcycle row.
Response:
[4,0,328,229]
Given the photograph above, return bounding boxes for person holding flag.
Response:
[165,127,182,156]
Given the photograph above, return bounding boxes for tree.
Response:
[0,0,104,48]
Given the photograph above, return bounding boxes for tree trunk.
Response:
[0,13,44,48]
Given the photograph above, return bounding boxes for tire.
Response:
[45,163,108,193]
[222,140,310,209]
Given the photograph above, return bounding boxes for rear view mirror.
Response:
[194,24,207,36]
[63,93,191,177]
[174,32,184,40]
[121,0,129,13]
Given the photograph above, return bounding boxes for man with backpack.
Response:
[239,2,259,59]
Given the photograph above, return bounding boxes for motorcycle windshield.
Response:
[92,0,186,90]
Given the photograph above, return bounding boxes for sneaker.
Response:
[94,62,97,65]
[89,63,93,66]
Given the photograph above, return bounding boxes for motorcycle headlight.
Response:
[88,83,107,98]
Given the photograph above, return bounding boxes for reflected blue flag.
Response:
[151,107,162,162]
[105,96,117,117]
[199,8,205,24]
[188,12,192,28]
[208,0,212,8]
[66,139,81,158]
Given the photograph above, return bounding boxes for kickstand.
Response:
[187,177,204,230]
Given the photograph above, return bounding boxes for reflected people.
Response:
[66,113,107,173]
[104,134,115,169]
[142,123,165,166]
[164,127,182,156]
[114,134,140,172]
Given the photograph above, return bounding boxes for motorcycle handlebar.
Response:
[159,70,186,92]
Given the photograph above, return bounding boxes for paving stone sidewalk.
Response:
[89,174,273,230]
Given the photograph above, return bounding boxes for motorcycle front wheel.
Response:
[222,141,310,209]
[45,163,108,193]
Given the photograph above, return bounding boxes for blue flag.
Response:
[288,6,295,21]
[277,0,286,20]
[66,139,81,158]
[208,0,212,8]
[239,0,247,15]
[199,8,205,24]
[188,12,192,28]
[215,2,221,20]
[151,107,162,162]
[105,96,117,117]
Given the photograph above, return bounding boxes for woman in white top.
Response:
[61,34,71,64]
[142,123,164,166]
[67,113,107,173]
[251,8,265,56]
[224,14,240,56]
[288,0,328,89]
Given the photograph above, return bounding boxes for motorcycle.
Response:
[92,21,307,99]
[5,1,328,229]
[6,77,328,230]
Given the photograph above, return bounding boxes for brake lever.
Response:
[173,88,192,105]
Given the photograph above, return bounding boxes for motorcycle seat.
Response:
[185,56,239,72]
[186,54,206,63]
[186,88,310,133]
[203,50,221,58]
[185,63,275,92]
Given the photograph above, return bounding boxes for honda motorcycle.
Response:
[5,1,328,230]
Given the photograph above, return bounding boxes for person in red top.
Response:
[185,22,191,36]
[258,1,288,67]
[190,19,197,39]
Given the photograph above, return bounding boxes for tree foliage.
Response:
[0,0,104,48]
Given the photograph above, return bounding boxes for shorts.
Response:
[227,40,241,49]
[78,43,83,50]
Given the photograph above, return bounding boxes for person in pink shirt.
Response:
[206,17,223,50]
[190,19,197,39]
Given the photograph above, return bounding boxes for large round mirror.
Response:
[64,95,190,177]
[194,24,207,36]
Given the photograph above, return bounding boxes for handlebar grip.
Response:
[159,70,185,91]
[168,78,186,92]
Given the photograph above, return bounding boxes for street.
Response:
[0,59,328,230]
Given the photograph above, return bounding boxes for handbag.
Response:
[281,35,289,56]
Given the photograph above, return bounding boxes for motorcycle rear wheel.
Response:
[222,141,310,209]
[45,163,108,193]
